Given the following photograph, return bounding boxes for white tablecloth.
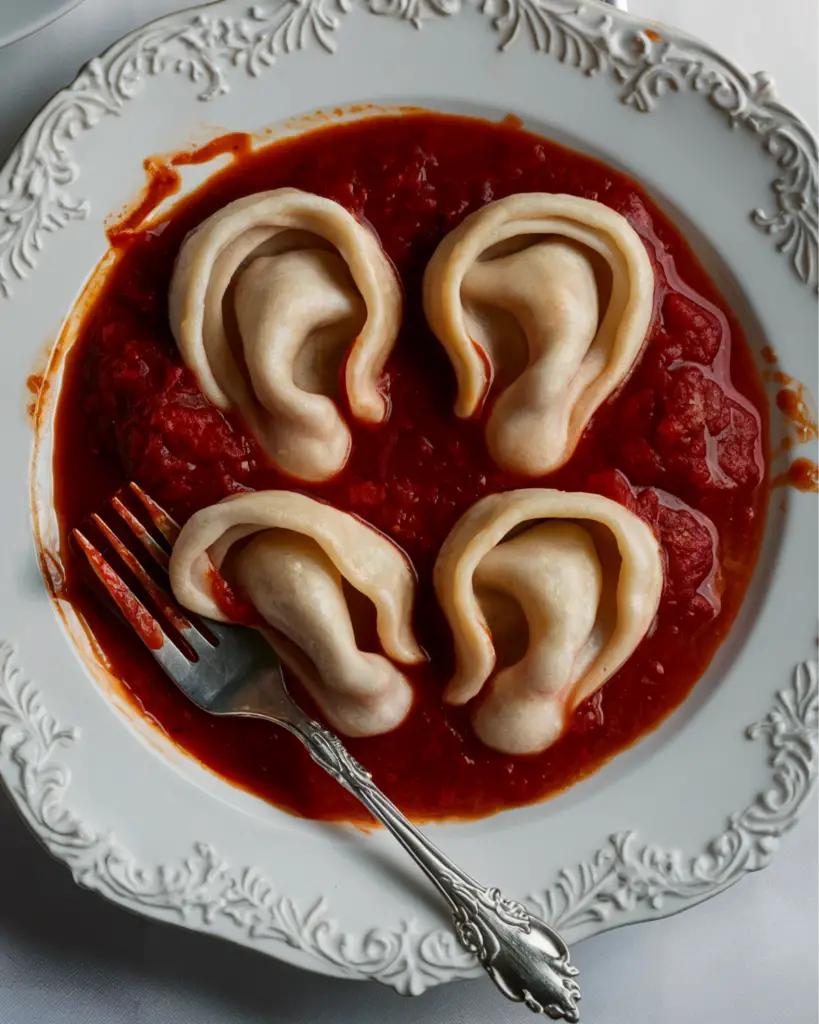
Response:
[0,1,816,1021]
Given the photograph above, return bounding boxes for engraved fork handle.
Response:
[273,706,582,1021]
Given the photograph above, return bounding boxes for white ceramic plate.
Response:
[1,0,817,995]
[0,0,86,49]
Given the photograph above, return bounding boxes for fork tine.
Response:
[76,489,280,715]
[111,496,170,570]
[93,509,219,657]
[91,514,191,628]
[129,482,181,545]
[73,528,190,672]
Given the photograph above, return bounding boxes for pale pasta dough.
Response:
[423,193,654,475]
[169,188,401,482]
[433,489,663,754]
[169,491,424,737]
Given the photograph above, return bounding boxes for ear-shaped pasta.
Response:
[169,188,402,482]
[433,489,663,754]
[423,194,654,475]
[169,491,423,737]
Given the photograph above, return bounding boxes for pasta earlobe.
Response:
[233,250,363,480]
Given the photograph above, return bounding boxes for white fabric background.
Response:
[0,1,816,1021]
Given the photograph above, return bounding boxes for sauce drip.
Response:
[772,458,819,493]
[776,384,818,444]
[761,363,818,488]
[108,133,253,243]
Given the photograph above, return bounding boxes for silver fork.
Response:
[73,483,582,1022]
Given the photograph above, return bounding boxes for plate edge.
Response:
[1,0,817,993]
[0,641,815,991]
[0,0,816,298]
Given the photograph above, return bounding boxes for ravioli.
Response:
[423,193,654,476]
[434,489,663,754]
[170,490,423,737]
[170,188,401,481]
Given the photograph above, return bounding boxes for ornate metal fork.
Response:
[73,483,581,1021]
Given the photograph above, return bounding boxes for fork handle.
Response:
[281,713,581,1021]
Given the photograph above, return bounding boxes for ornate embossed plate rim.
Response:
[0,0,816,296]
[0,641,815,993]
[0,0,816,995]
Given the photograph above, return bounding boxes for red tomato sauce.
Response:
[52,113,769,821]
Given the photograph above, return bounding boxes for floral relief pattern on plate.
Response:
[0,642,815,988]
[0,0,816,297]
[3,0,817,994]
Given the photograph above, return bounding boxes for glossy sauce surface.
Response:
[53,114,769,821]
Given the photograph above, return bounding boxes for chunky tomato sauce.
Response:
[53,114,769,821]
